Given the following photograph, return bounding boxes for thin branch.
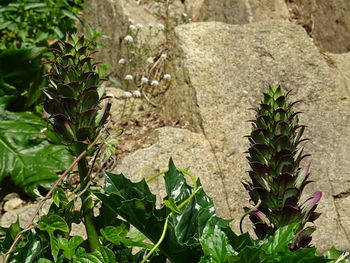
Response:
[4,122,110,263]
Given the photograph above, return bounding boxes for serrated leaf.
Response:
[96,159,228,262]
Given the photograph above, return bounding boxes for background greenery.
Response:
[0,0,84,196]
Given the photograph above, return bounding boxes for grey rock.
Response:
[286,0,350,53]
[162,20,350,251]
[335,196,350,241]
[79,0,127,75]
[185,0,289,23]
[0,202,51,228]
[3,197,24,212]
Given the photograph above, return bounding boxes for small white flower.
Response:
[124,74,133,80]
[124,35,133,42]
[160,53,167,59]
[129,24,137,31]
[148,23,154,28]
[133,90,142,97]
[141,76,148,84]
[128,18,134,24]
[151,80,159,86]
[146,57,154,64]
[39,127,47,133]
[163,74,171,80]
[157,23,165,30]
[182,13,188,17]
[118,58,127,65]
[124,91,132,98]
[136,23,143,29]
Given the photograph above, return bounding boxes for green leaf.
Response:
[49,233,60,261]
[5,229,49,263]
[24,3,47,10]
[62,10,79,21]
[96,159,234,262]
[53,188,69,207]
[0,110,73,196]
[101,225,153,249]
[324,246,349,263]
[58,236,84,260]
[261,224,296,254]
[74,247,116,263]
[101,224,129,246]
[0,47,44,110]
[96,170,199,262]
[38,214,69,234]
[226,246,262,263]
[0,218,21,251]
[200,221,235,263]
[164,197,181,214]
[37,259,53,263]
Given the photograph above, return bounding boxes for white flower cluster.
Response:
[125,74,133,80]
[146,57,154,64]
[118,58,127,65]
[151,80,159,86]
[124,35,133,43]
[123,91,132,98]
[133,90,141,97]
[141,76,148,84]
[123,91,142,98]
[163,74,171,80]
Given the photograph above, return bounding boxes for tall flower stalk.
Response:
[43,34,110,251]
[243,85,322,249]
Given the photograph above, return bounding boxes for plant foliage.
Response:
[43,34,110,156]
[243,85,322,249]
[0,110,72,196]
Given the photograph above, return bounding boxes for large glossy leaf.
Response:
[95,170,199,262]
[199,221,235,262]
[96,159,233,263]
[0,110,73,196]
[164,160,231,246]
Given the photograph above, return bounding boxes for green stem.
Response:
[141,213,171,263]
[78,156,100,251]
[146,170,168,183]
[142,169,198,262]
